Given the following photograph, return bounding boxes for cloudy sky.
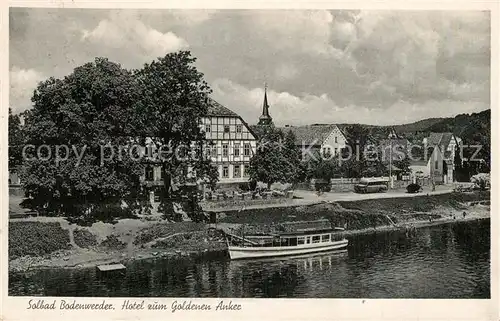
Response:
[10,8,490,126]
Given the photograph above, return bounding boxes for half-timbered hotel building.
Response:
[201,99,258,185]
[142,96,260,190]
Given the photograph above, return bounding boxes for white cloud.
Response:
[274,63,299,80]
[9,67,44,113]
[211,78,489,126]
[10,9,490,123]
[81,12,189,58]
[166,10,217,25]
[249,10,337,57]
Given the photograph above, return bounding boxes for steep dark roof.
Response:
[206,98,238,117]
[282,125,339,146]
[426,132,454,149]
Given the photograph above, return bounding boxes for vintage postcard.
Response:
[1,1,498,320]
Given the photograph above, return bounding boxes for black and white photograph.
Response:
[6,6,493,304]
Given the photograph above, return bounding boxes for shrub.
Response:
[133,222,205,245]
[99,235,126,250]
[238,183,249,192]
[73,228,98,248]
[9,221,71,259]
[248,180,257,191]
[406,183,421,193]
[470,173,490,191]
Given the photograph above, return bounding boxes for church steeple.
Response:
[258,83,273,126]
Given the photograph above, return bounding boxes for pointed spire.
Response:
[262,82,270,117]
[258,82,273,126]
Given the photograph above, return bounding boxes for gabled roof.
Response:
[206,98,238,117]
[282,124,341,146]
[205,98,257,139]
[426,132,454,149]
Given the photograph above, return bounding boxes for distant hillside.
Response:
[391,118,446,134]
[296,109,490,142]
[425,109,490,137]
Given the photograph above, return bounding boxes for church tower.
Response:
[257,83,273,126]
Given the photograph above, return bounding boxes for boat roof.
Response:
[358,177,389,183]
[245,228,342,237]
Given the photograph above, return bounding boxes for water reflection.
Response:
[9,220,490,298]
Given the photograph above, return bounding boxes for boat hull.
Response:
[228,239,349,260]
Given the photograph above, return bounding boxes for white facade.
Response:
[320,125,347,156]
[200,116,257,184]
[418,134,462,184]
[142,107,258,187]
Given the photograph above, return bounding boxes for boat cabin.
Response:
[228,229,345,248]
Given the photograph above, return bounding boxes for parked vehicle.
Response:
[406,183,422,194]
[354,177,388,193]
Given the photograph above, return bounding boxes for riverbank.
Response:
[9,191,490,273]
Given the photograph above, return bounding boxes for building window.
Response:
[243,164,250,177]
[159,168,164,180]
[205,124,211,133]
[212,145,218,156]
[244,143,251,156]
[234,144,240,157]
[222,144,229,157]
[234,165,241,178]
[145,166,154,181]
[435,160,439,169]
[224,125,230,133]
[205,145,211,158]
[236,124,242,133]
[334,148,338,155]
[222,165,229,178]
[335,136,338,143]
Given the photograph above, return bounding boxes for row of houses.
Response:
[9,86,462,189]
[278,123,461,185]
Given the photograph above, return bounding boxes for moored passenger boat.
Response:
[226,227,348,260]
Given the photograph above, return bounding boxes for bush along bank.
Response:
[217,191,490,233]
[8,191,490,272]
[9,222,72,260]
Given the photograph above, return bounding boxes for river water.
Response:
[9,219,490,298]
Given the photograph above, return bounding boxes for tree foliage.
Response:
[340,124,386,178]
[307,151,340,180]
[19,52,219,222]
[249,127,303,188]
[20,58,147,220]
[134,51,219,221]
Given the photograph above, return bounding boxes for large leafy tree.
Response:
[134,51,218,221]
[20,58,147,220]
[282,130,307,184]
[248,127,289,189]
[340,124,387,178]
[308,153,341,181]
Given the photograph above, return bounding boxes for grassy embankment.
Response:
[9,191,490,271]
